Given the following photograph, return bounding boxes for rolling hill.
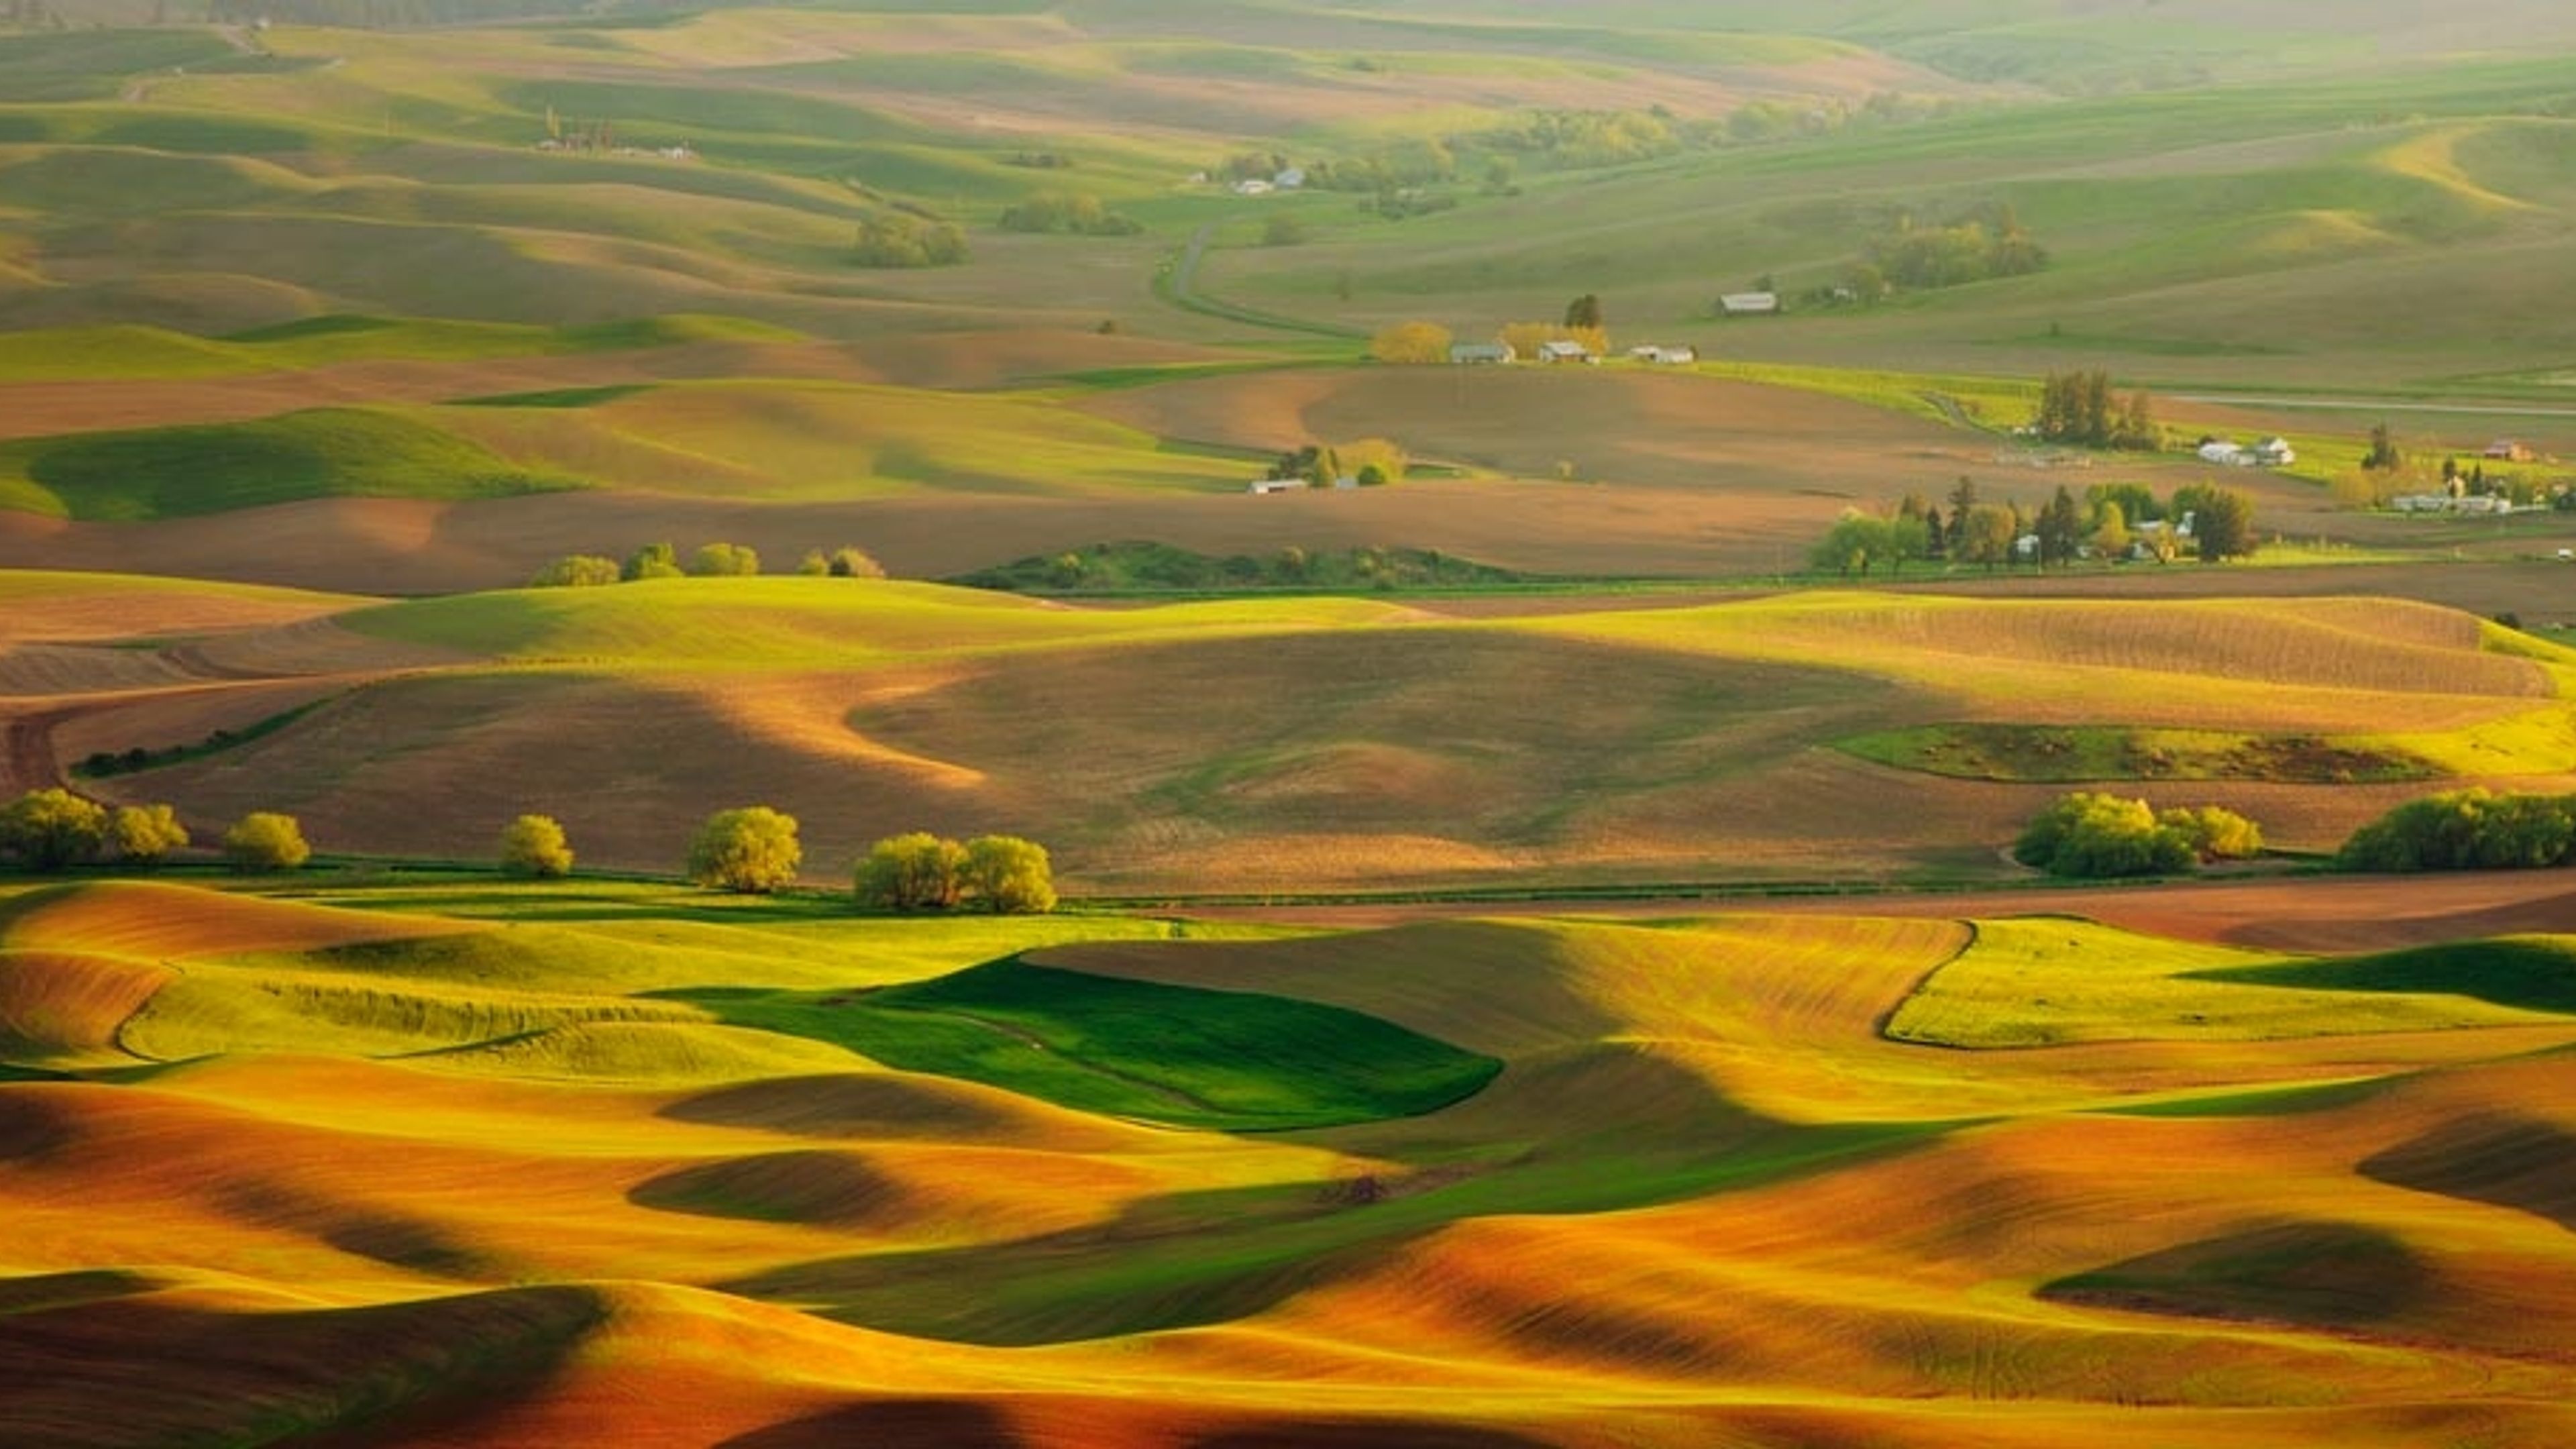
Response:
[3,876,2575,1445]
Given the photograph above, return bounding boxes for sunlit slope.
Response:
[19,580,2563,888]
[5,879,2576,1444]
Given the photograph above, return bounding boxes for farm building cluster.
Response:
[1444,340,1698,365]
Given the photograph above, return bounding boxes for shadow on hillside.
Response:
[717,1399,1025,1449]
[2361,1112,2576,1232]
[712,1045,1934,1346]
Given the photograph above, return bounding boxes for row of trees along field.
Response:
[1811,478,2256,576]
[690,808,1056,913]
[0,790,306,872]
[532,541,882,588]
[2017,786,2576,880]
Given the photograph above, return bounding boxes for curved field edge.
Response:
[1885,918,2576,1048]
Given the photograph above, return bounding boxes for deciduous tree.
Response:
[963,835,1056,914]
[688,807,800,893]
[853,831,967,912]
[223,812,309,873]
[0,788,107,871]
[500,814,574,879]
[109,803,188,867]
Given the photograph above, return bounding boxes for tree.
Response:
[1369,321,1452,365]
[963,835,1055,914]
[1563,292,1603,330]
[2174,483,2256,562]
[499,814,574,879]
[1261,213,1308,247]
[223,812,310,873]
[623,541,682,582]
[853,831,967,912]
[1945,476,1980,555]
[1807,509,1927,578]
[688,807,800,894]
[1958,502,2020,569]
[689,541,759,577]
[109,803,188,867]
[530,554,620,588]
[0,788,107,871]
[826,545,884,578]
[2035,485,2085,567]
[2089,500,2131,560]
[2363,422,2402,471]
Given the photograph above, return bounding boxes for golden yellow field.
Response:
[5,876,2574,1446]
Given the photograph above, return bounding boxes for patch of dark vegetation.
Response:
[1189,1421,1555,1449]
[449,384,654,409]
[76,700,333,780]
[1842,722,2432,784]
[25,409,574,521]
[663,957,1501,1132]
[951,539,1527,596]
[222,314,404,343]
[718,1399,1027,1449]
[2042,1220,2434,1328]
[2194,936,2576,1016]
[628,1149,912,1226]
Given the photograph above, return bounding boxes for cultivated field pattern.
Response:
[6,0,2576,1444]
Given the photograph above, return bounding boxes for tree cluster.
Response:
[0,790,189,871]
[1369,321,1452,364]
[2033,370,2159,450]
[2337,788,2576,872]
[1868,204,2045,291]
[1807,508,1931,578]
[854,832,1055,914]
[1904,477,2253,569]
[997,192,1141,236]
[851,213,968,268]
[532,541,883,588]
[1265,438,1407,487]
[2014,792,2262,878]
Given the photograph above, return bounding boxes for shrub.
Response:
[688,541,759,577]
[623,541,682,581]
[688,806,800,893]
[2158,804,2263,862]
[529,553,620,588]
[2337,788,2576,872]
[825,545,883,579]
[223,812,310,872]
[0,788,107,871]
[109,803,189,866]
[853,831,967,912]
[851,213,967,268]
[963,835,1055,914]
[499,814,574,879]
